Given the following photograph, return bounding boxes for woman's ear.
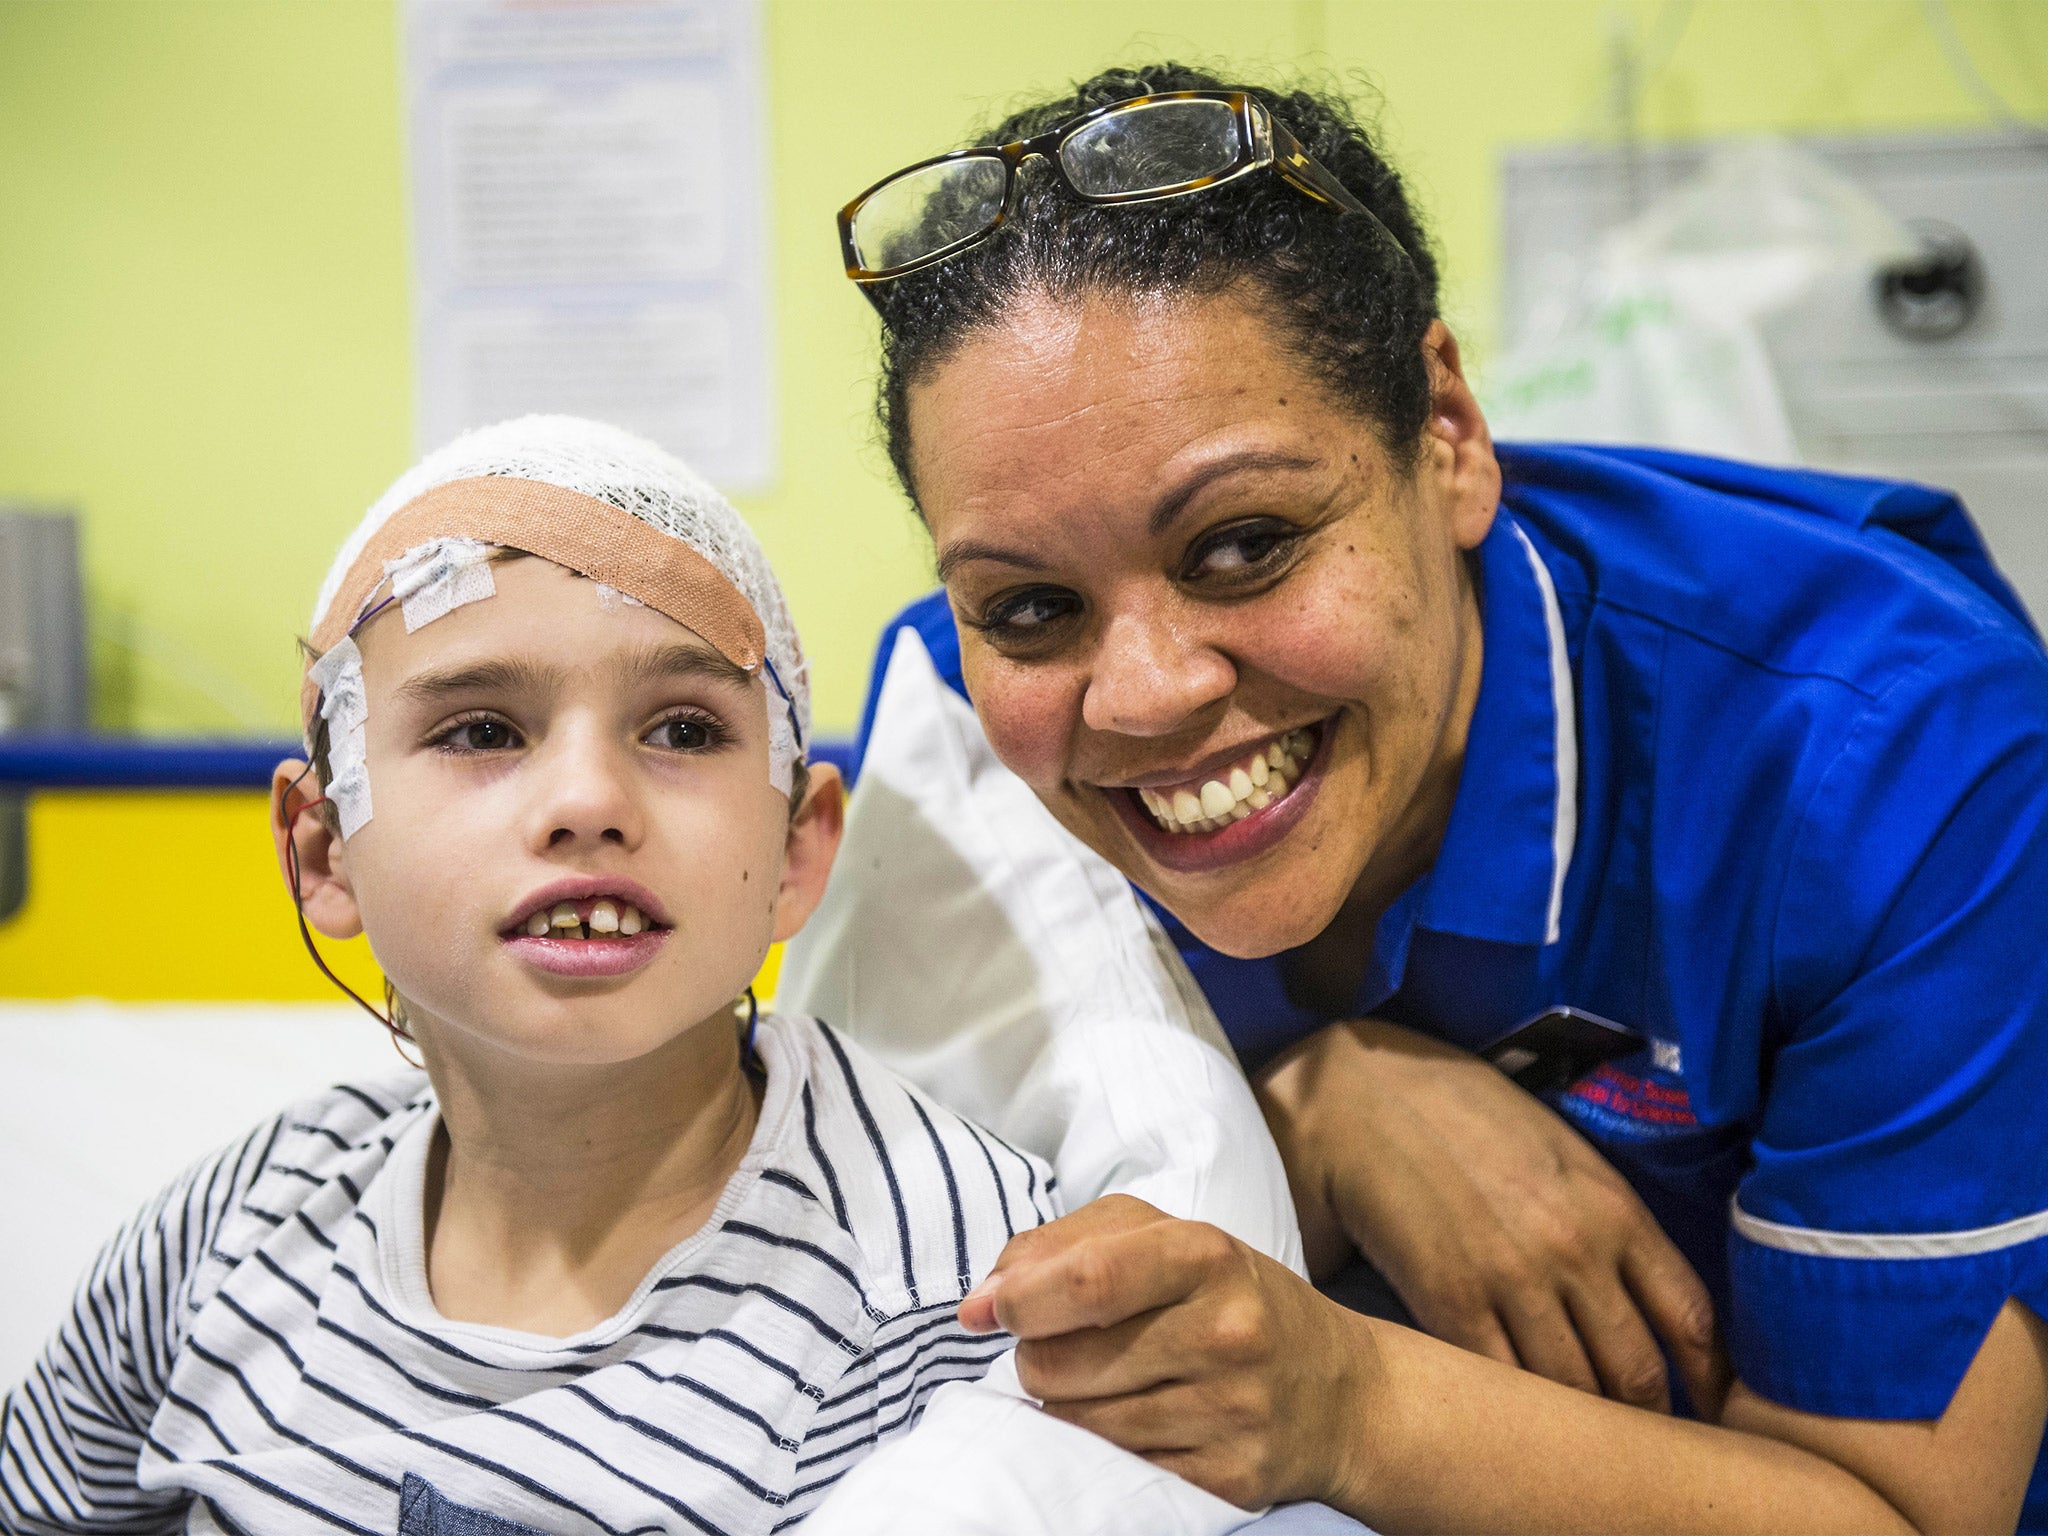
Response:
[771,764,846,943]
[1420,319,1504,552]
[269,760,365,940]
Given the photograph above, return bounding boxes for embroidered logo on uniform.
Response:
[1560,1061,1698,1142]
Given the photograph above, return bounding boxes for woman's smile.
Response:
[1101,720,1331,874]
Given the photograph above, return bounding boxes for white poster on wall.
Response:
[406,0,774,490]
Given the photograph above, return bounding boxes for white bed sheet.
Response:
[0,1000,398,1386]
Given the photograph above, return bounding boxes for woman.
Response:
[826,64,2048,1533]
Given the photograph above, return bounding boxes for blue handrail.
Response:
[0,736,860,790]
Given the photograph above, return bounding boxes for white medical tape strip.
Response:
[593,582,644,610]
[308,636,373,839]
[386,537,496,633]
[767,701,798,796]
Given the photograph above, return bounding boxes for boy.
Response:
[0,417,1058,1533]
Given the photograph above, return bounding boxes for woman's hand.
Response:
[1257,1017,1728,1417]
[958,1195,1377,1512]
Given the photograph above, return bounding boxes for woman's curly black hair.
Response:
[872,62,1442,506]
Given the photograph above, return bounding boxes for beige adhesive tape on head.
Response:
[303,476,767,727]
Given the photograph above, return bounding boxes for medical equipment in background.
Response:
[1489,128,2048,625]
[0,508,90,923]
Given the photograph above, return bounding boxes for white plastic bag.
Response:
[1484,138,1916,462]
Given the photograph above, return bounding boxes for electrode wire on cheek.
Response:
[279,751,419,1066]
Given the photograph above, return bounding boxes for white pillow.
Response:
[778,626,1303,1273]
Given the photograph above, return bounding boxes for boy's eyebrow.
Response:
[392,643,755,708]
[394,656,559,706]
[625,642,757,694]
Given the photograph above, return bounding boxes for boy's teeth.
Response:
[516,898,654,939]
[1137,726,1320,836]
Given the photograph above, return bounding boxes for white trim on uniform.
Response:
[1731,1196,2048,1260]
[1511,522,1578,946]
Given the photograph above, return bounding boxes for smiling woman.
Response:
[815,59,2048,1536]
[906,291,1492,959]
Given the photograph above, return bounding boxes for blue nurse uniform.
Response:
[856,444,2048,1526]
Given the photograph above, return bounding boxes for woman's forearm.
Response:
[1337,1311,1915,1536]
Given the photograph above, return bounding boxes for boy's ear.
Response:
[770,764,845,943]
[269,760,365,940]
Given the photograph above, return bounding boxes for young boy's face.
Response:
[274,555,841,1068]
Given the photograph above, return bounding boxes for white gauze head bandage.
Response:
[303,416,810,832]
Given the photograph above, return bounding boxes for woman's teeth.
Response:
[1136,728,1317,835]
[520,899,651,940]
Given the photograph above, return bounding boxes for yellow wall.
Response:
[1,0,2041,997]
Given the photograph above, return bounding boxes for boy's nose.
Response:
[530,731,642,851]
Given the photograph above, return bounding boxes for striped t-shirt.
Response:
[0,1012,1057,1535]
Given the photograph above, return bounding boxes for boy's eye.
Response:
[643,713,725,752]
[462,720,515,750]
[432,716,521,753]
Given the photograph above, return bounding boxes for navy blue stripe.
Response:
[817,1327,1004,1412]
[160,1388,239,1457]
[208,1494,259,1536]
[8,1387,94,1526]
[986,1125,1050,1220]
[293,1209,338,1253]
[214,1291,407,1431]
[648,1274,853,1352]
[559,1382,780,1500]
[963,1123,1016,1240]
[183,1339,399,1493]
[800,1083,851,1234]
[333,1262,583,1375]
[291,1121,357,1153]
[794,1431,872,1474]
[871,1350,1006,1417]
[400,1427,688,1536]
[759,1168,818,1202]
[251,1247,320,1309]
[908,1097,971,1286]
[724,1220,864,1293]
[332,1084,396,1121]
[814,1024,917,1294]
[316,1315,500,1412]
[610,1358,787,1445]
[199,1455,384,1536]
[630,1325,816,1391]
